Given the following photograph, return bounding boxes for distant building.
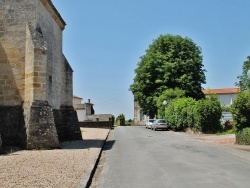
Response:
[73,96,94,122]
[202,88,240,106]
[73,96,113,128]
[134,101,147,126]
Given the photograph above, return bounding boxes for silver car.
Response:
[146,119,154,129]
[151,119,168,131]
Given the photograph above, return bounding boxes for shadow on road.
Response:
[103,140,115,151]
[60,139,107,149]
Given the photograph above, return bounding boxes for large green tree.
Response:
[130,34,206,117]
[235,56,250,91]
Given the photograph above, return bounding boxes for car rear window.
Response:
[158,120,166,123]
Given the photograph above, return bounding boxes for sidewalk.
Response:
[0,128,110,188]
[77,128,110,188]
[194,133,250,152]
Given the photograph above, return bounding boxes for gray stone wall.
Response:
[0,134,2,150]
[0,0,72,108]
[0,106,26,148]
[53,106,82,142]
[79,121,113,129]
[26,100,59,149]
[0,0,81,149]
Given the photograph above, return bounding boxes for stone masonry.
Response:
[0,0,82,149]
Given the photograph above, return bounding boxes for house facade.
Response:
[73,96,112,128]
[134,101,147,125]
[202,88,240,106]
[73,96,94,122]
[0,0,81,149]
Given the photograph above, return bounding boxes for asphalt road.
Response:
[91,126,250,188]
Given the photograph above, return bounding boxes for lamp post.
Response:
[163,100,167,119]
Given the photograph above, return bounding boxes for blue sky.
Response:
[52,0,250,119]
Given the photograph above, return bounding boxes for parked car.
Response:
[146,119,154,129]
[151,119,168,131]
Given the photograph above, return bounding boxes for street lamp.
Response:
[163,100,167,119]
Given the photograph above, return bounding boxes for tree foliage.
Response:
[116,114,125,126]
[166,95,222,133]
[231,91,250,131]
[231,91,250,145]
[236,56,250,91]
[192,95,222,133]
[155,88,185,118]
[130,34,206,117]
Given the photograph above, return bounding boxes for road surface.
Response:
[91,126,250,188]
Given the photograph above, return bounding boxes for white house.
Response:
[202,88,240,106]
[73,96,94,122]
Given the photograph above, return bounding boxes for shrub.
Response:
[169,98,196,131]
[231,91,250,145]
[116,114,125,126]
[192,95,222,133]
[165,101,175,129]
[235,128,250,145]
[231,91,250,130]
[111,115,115,126]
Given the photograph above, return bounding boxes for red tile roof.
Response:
[203,88,240,95]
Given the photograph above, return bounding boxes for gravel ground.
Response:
[0,128,109,188]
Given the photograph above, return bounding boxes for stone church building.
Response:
[0,0,82,149]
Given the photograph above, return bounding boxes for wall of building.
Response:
[0,0,37,106]
[37,0,72,108]
[0,0,81,149]
[73,97,82,105]
[217,94,237,106]
[0,0,72,109]
[76,109,86,122]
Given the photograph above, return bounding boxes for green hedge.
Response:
[231,91,250,145]
[193,95,222,133]
[165,95,222,133]
[235,128,250,145]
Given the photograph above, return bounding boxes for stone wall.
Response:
[0,0,71,109]
[26,101,59,149]
[53,106,82,142]
[0,106,26,148]
[79,121,113,129]
[0,0,82,149]
[0,0,36,106]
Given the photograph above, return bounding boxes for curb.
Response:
[77,129,111,188]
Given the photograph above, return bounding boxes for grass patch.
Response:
[216,129,235,135]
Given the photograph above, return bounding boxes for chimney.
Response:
[88,99,90,103]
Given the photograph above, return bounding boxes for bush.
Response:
[165,96,222,133]
[193,95,222,133]
[166,98,195,131]
[235,128,250,145]
[231,91,250,145]
[231,91,250,130]
[116,114,125,126]
[111,115,115,126]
